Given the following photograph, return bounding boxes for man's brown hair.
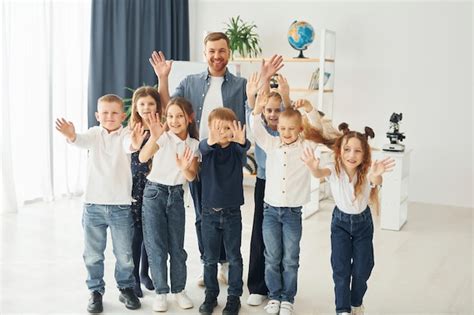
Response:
[204,32,230,48]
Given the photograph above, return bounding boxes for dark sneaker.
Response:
[133,282,143,298]
[199,294,218,315]
[140,274,155,291]
[222,295,241,315]
[119,287,141,310]
[87,291,103,313]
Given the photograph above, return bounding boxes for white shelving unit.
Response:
[232,28,336,118]
[317,29,336,117]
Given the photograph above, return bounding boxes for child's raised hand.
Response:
[246,72,261,97]
[149,50,173,79]
[260,55,284,81]
[372,157,396,176]
[301,147,320,170]
[131,122,147,150]
[230,120,246,145]
[275,74,290,97]
[208,119,223,146]
[175,146,194,171]
[146,113,164,140]
[254,90,268,115]
[293,99,313,113]
[55,118,76,142]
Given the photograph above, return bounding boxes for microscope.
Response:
[382,112,406,152]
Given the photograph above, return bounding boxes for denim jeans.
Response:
[142,181,187,294]
[131,221,150,285]
[247,177,268,296]
[201,207,243,298]
[190,177,226,263]
[82,203,135,294]
[262,203,302,303]
[331,206,374,313]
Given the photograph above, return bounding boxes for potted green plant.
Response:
[224,15,262,59]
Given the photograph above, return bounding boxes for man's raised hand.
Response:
[149,51,173,79]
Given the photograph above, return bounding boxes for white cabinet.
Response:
[374,149,412,230]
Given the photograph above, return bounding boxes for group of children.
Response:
[55,70,394,315]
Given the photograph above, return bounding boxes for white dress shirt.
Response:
[147,131,200,186]
[250,114,319,207]
[325,164,371,214]
[71,126,133,205]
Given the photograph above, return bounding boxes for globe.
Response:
[287,20,315,58]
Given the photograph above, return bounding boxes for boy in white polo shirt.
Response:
[250,93,334,315]
[55,94,140,314]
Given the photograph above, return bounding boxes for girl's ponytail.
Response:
[364,126,375,140]
[338,122,350,134]
[302,118,336,148]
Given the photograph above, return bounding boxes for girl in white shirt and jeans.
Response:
[301,123,395,315]
[250,94,334,315]
[137,97,199,312]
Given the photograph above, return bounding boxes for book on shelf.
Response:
[308,68,331,90]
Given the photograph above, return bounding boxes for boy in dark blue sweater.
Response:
[198,108,250,315]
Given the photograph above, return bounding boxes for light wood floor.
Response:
[0,187,472,314]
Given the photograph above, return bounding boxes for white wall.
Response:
[191,1,473,208]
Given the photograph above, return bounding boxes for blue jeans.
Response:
[82,203,135,294]
[262,203,302,303]
[331,206,374,313]
[201,207,243,298]
[247,177,268,295]
[142,181,187,294]
[190,177,227,263]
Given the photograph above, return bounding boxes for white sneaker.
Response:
[264,299,280,314]
[280,301,294,315]
[152,294,168,312]
[352,305,365,315]
[338,313,351,315]
[218,262,229,284]
[175,291,193,309]
[196,271,205,287]
[247,293,267,306]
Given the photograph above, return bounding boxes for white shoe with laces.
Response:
[279,301,294,315]
[246,293,267,306]
[152,294,168,312]
[175,291,193,309]
[196,271,205,287]
[352,305,365,315]
[264,299,280,314]
[218,262,229,284]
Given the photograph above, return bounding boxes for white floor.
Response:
[0,187,472,315]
